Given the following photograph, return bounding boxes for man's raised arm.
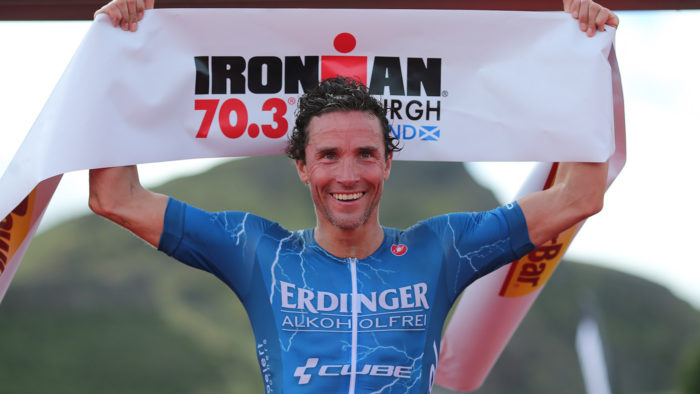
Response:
[89,166,168,248]
[518,0,617,247]
[517,162,607,247]
[89,0,164,247]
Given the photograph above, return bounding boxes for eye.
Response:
[323,152,336,160]
[359,150,378,159]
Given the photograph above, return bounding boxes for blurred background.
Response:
[2,157,699,394]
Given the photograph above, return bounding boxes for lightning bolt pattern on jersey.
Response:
[158,198,534,393]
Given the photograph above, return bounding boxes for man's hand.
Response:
[563,0,619,37]
[94,0,155,32]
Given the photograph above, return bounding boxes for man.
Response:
[90,1,617,392]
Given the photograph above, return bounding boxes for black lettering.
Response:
[248,56,283,94]
[383,99,403,120]
[406,100,423,121]
[212,56,246,94]
[369,57,405,96]
[285,56,319,94]
[426,100,441,121]
[407,58,441,96]
[194,56,210,94]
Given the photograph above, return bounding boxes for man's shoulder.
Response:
[388,212,476,239]
[410,212,479,229]
[399,209,513,238]
[170,198,294,233]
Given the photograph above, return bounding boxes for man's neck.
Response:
[314,220,384,260]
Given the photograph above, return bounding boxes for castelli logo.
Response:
[391,244,407,256]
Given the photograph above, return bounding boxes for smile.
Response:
[331,192,365,201]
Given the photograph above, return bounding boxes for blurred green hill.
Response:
[1,156,698,394]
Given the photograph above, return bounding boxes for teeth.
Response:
[332,192,364,201]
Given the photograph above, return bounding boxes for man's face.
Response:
[296,110,392,232]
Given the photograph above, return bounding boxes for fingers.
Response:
[594,9,608,31]
[93,0,153,32]
[116,0,130,30]
[588,4,601,36]
[137,0,146,20]
[568,0,581,18]
[138,0,156,22]
[126,0,137,30]
[562,0,572,13]
[600,8,620,29]
[94,3,122,28]
[578,0,590,33]
[564,0,619,37]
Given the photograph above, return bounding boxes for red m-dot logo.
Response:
[322,33,367,84]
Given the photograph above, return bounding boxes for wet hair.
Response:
[285,76,401,162]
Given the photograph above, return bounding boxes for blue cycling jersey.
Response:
[158,198,534,393]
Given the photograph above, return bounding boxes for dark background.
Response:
[1,0,698,21]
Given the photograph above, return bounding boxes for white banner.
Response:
[0,8,623,391]
[0,9,617,224]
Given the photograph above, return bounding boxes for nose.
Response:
[337,158,360,185]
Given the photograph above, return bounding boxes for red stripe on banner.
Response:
[498,162,561,297]
[0,176,62,303]
[543,162,560,189]
[0,193,35,275]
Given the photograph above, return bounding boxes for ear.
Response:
[384,152,393,181]
[295,159,309,183]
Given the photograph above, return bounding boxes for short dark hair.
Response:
[285,76,401,162]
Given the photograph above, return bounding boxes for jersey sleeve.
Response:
[427,202,535,299]
[157,198,271,299]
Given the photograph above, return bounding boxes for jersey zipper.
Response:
[348,257,359,394]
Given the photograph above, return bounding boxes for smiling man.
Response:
[89,1,617,392]
[287,78,399,259]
